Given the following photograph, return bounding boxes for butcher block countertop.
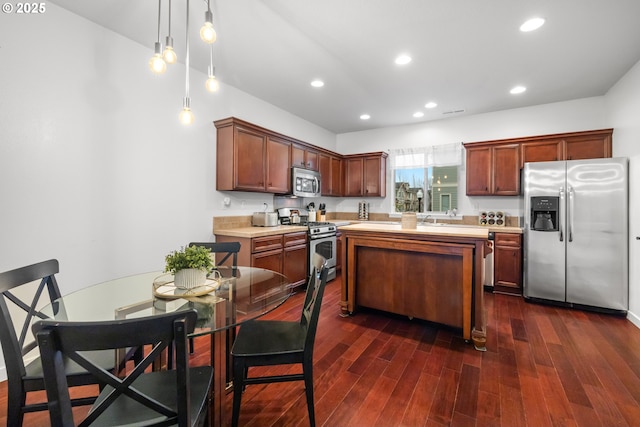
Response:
[213,225,308,238]
[339,222,491,238]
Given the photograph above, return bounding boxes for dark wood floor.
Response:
[3,276,640,426]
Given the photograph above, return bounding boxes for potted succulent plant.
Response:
[164,245,214,289]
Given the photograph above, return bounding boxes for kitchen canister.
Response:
[401,212,417,229]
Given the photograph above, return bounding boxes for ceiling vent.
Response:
[442,109,466,115]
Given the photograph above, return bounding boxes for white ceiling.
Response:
[50,0,640,134]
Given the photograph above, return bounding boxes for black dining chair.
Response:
[188,241,241,273]
[182,241,241,379]
[33,309,213,427]
[0,259,142,426]
[230,253,328,427]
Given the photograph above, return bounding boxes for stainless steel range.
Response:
[277,208,337,282]
[307,221,337,281]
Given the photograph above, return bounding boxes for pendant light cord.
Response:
[156,0,162,43]
[185,0,190,99]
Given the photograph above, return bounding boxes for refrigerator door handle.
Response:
[567,186,574,242]
[559,187,564,242]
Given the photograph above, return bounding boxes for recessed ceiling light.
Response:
[510,85,527,94]
[394,54,412,65]
[413,111,424,118]
[520,17,545,32]
[360,114,371,120]
[425,102,438,109]
[310,80,324,88]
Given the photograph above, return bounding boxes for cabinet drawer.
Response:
[252,235,283,253]
[494,233,521,247]
[284,231,307,247]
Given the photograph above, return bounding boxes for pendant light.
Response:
[149,0,166,74]
[200,0,217,44]
[205,43,220,92]
[179,0,194,125]
[162,0,177,64]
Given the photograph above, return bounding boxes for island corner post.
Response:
[338,225,489,351]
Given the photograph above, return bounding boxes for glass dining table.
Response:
[39,266,292,427]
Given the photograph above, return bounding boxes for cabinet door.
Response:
[363,156,385,197]
[331,156,343,196]
[319,153,332,196]
[319,153,343,196]
[493,233,522,295]
[465,147,492,195]
[291,144,318,170]
[521,139,563,167]
[305,149,319,171]
[344,158,364,196]
[565,134,612,160]
[266,136,291,194]
[251,249,282,273]
[492,144,520,195]
[235,126,266,191]
[283,244,308,288]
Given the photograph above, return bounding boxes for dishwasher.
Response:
[484,232,494,290]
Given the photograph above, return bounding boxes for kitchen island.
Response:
[339,222,490,350]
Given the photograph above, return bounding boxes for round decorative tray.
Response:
[153,277,221,299]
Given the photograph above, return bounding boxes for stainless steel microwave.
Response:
[291,167,321,197]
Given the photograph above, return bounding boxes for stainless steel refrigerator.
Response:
[523,157,628,313]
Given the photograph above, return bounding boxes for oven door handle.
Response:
[309,233,337,240]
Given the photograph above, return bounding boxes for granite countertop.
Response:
[338,222,490,239]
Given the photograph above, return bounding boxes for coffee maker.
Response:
[530,196,559,231]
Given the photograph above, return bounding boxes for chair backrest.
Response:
[33,310,198,426]
[0,259,62,381]
[188,241,241,270]
[300,254,328,355]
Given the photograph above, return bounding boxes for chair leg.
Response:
[231,358,246,427]
[7,381,26,427]
[303,360,316,427]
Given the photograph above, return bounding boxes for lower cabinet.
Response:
[493,232,522,295]
[215,231,308,290]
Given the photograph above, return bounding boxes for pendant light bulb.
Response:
[200,10,217,43]
[163,37,177,64]
[206,75,220,92]
[180,98,194,125]
[149,42,166,74]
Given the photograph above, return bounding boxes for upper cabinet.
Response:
[344,153,388,197]
[519,129,612,167]
[319,152,343,196]
[215,117,388,198]
[292,144,319,171]
[465,129,613,196]
[215,117,291,194]
[465,144,520,196]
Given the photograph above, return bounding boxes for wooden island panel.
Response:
[340,224,488,350]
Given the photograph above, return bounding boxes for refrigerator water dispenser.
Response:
[530,196,559,231]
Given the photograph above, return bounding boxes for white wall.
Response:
[604,59,640,326]
[0,4,334,379]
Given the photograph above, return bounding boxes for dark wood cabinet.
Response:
[215,117,291,194]
[466,129,613,196]
[493,232,522,296]
[292,144,318,171]
[465,144,519,196]
[266,136,291,193]
[215,231,307,290]
[520,129,612,166]
[335,230,343,273]
[520,139,563,166]
[282,232,308,288]
[319,153,343,196]
[564,131,612,160]
[344,153,387,197]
